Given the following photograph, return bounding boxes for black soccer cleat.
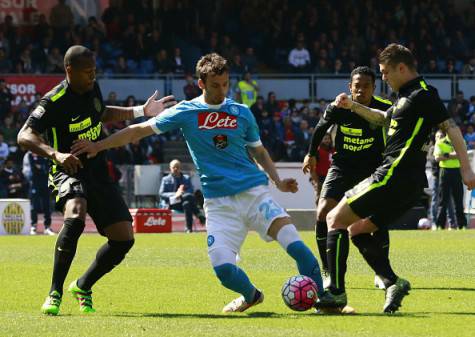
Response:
[314,290,347,309]
[383,278,411,313]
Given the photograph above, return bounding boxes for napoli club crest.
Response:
[213,134,228,149]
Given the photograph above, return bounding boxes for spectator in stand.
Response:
[229,54,244,75]
[250,96,265,123]
[242,47,257,73]
[311,133,334,201]
[114,55,130,74]
[129,140,148,164]
[46,47,64,73]
[258,109,274,148]
[0,79,13,119]
[26,151,53,235]
[155,49,173,74]
[18,47,34,73]
[462,57,475,77]
[0,133,9,165]
[172,47,185,74]
[49,0,74,34]
[0,157,27,198]
[265,91,280,114]
[468,96,475,122]
[1,116,18,149]
[448,90,469,125]
[294,119,312,161]
[425,59,439,74]
[236,72,259,108]
[0,48,12,73]
[445,59,457,75]
[288,39,311,72]
[464,124,475,149]
[183,74,201,100]
[219,35,238,62]
[159,159,205,233]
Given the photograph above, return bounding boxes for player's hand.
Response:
[175,184,185,197]
[302,154,317,175]
[334,93,353,110]
[461,167,475,190]
[143,90,177,117]
[53,152,83,175]
[71,139,99,159]
[276,178,298,193]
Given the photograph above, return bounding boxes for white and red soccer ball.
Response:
[281,275,318,311]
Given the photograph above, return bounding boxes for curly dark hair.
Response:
[196,53,229,83]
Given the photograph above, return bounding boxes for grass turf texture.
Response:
[1,230,475,337]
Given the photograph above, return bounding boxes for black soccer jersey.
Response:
[26,79,108,177]
[309,96,392,170]
[375,76,449,184]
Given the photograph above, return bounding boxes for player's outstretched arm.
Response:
[439,118,475,189]
[248,145,298,193]
[102,91,177,122]
[334,93,390,126]
[71,121,155,158]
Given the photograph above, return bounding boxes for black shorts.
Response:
[320,165,373,201]
[50,171,133,234]
[345,173,422,228]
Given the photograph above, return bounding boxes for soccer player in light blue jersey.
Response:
[72,53,324,313]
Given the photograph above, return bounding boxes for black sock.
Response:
[326,229,349,294]
[315,220,328,271]
[351,233,397,288]
[372,229,390,260]
[50,218,85,295]
[77,239,134,290]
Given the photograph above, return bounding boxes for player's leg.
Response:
[30,192,39,234]
[435,169,449,229]
[41,196,87,315]
[267,217,324,296]
[205,195,261,313]
[315,197,338,284]
[43,189,54,235]
[324,198,360,301]
[449,170,467,229]
[69,182,134,313]
[371,229,390,289]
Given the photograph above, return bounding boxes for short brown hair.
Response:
[378,44,416,71]
[196,53,229,83]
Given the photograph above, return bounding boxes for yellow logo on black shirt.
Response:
[77,122,102,141]
[388,119,398,136]
[69,117,92,132]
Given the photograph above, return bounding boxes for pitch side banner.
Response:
[3,75,63,106]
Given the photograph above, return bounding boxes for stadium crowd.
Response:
[0,0,474,75]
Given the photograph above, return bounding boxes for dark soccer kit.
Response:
[346,77,449,227]
[309,96,393,201]
[26,80,132,233]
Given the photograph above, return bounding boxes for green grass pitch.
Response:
[1,230,475,337]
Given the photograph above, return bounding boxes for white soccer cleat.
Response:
[44,228,56,236]
[222,290,264,313]
[30,227,37,235]
[374,275,386,290]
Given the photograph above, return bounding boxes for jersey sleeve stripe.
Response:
[146,118,162,134]
[246,140,262,147]
[373,95,393,105]
[51,87,66,102]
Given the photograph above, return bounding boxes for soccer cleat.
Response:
[44,228,56,236]
[383,278,411,313]
[30,227,37,235]
[374,275,386,290]
[322,270,331,289]
[314,290,347,309]
[41,290,62,315]
[68,280,96,313]
[222,290,264,313]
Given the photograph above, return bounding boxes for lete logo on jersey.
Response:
[198,112,237,130]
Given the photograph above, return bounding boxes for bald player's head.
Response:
[64,45,96,93]
[64,45,94,68]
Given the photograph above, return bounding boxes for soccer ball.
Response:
[417,217,431,230]
[281,275,318,311]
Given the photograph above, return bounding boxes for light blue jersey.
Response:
[148,95,268,198]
